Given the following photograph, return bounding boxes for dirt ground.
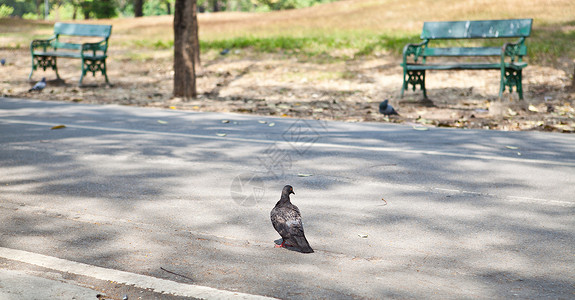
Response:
[1,48,574,133]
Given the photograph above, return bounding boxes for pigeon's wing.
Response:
[273,205,313,253]
[285,217,314,253]
[29,81,46,92]
[270,206,294,239]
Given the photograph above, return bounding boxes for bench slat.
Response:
[55,22,112,38]
[34,51,107,60]
[423,45,527,57]
[424,47,501,56]
[52,42,81,50]
[422,19,532,39]
[405,62,527,71]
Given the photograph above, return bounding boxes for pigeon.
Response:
[379,99,398,115]
[28,77,46,92]
[0,58,5,66]
[220,48,230,55]
[270,185,314,253]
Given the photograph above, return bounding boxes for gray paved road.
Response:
[1,97,574,299]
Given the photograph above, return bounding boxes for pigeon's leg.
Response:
[274,240,294,248]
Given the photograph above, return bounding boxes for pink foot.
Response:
[275,241,293,248]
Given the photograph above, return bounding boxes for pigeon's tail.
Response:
[293,236,314,253]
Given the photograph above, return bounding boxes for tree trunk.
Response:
[173,0,199,99]
[134,0,144,17]
[212,0,219,12]
[165,0,172,14]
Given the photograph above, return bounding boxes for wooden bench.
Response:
[401,19,532,100]
[29,22,112,85]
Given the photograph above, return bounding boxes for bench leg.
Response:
[401,69,407,98]
[499,69,505,100]
[53,57,61,80]
[79,59,86,86]
[102,59,111,86]
[517,70,524,100]
[80,58,110,86]
[501,68,523,100]
[421,71,427,99]
[29,59,35,81]
[403,69,427,99]
[30,56,60,81]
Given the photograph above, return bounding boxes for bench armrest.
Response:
[30,36,57,53]
[80,39,108,56]
[501,37,526,63]
[402,40,428,64]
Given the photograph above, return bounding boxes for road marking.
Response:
[2,118,575,167]
[0,247,276,300]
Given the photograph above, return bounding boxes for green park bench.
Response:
[401,19,532,100]
[29,22,112,85]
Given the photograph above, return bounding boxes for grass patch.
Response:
[199,32,422,59]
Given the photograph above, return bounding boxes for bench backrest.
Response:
[421,19,532,40]
[54,22,112,38]
[52,22,112,51]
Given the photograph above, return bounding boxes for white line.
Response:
[0,247,276,300]
[2,118,574,167]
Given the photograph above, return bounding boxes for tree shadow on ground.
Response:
[0,98,573,298]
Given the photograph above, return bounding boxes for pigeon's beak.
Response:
[291,189,295,195]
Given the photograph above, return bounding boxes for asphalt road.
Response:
[1,97,574,299]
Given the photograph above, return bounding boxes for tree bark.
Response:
[165,0,172,14]
[134,0,144,17]
[173,0,199,99]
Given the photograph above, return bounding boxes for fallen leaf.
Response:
[72,99,83,102]
[413,126,429,131]
[505,146,519,150]
[169,106,176,110]
[157,120,168,124]
[51,125,66,130]
[358,234,368,238]
[221,120,230,123]
[216,133,227,137]
[507,108,518,116]
[528,104,539,112]
[268,122,275,127]
[258,120,267,124]
[297,174,313,177]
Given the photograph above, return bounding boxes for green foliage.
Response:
[144,0,172,16]
[81,0,117,19]
[1,0,339,19]
[1,0,36,18]
[0,5,15,18]
[22,12,39,20]
[253,0,337,11]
